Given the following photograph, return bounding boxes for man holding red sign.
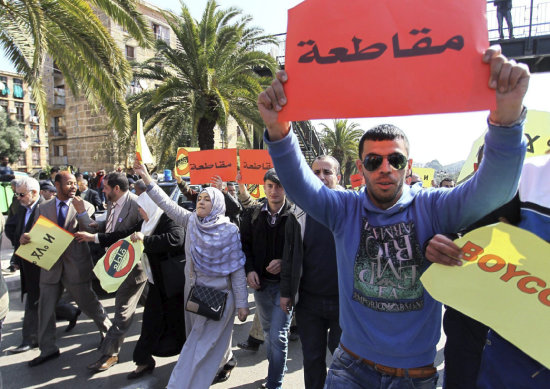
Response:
[258,45,528,388]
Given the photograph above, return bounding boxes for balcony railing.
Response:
[487,1,550,40]
[50,156,68,165]
[51,126,65,137]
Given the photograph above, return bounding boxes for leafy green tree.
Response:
[0,0,152,133]
[128,0,277,154]
[0,108,22,162]
[320,119,363,185]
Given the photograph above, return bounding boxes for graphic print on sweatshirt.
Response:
[353,218,424,312]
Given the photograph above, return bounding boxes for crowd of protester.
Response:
[0,46,547,389]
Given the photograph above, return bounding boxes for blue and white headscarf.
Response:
[187,187,245,276]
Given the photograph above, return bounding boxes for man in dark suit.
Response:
[5,177,43,353]
[86,172,145,372]
[77,179,104,211]
[21,172,112,367]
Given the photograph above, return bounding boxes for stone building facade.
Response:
[44,1,240,173]
[0,70,49,173]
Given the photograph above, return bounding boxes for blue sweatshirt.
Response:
[265,122,526,368]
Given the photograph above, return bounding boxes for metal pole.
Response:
[528,0,534,38]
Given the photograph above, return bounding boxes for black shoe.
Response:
[65,309,81,332]
[9,343,38,354]
[28,350,60,367]
[7,265,15,273]
[127,360,155,380]
[237,340,260,352]
[212,358,237,384]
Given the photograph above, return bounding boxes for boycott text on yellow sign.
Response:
[15,215,74,271]
[421,222,550,369]
[93,237,143,293]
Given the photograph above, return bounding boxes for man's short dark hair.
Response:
[358,124,410,159]
[51,167,60,174]
[440,178,455,187]
[264,168,281,185]
[104,172,129,192]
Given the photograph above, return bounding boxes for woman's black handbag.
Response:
[185,285,227,321]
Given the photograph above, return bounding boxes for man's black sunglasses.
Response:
[362,153,408,172]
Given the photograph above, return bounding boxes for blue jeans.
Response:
[477,330,549,389]
[325,346,438,389]
[254,283,292,389]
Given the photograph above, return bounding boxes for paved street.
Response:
[0,230,445,388]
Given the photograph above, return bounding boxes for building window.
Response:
[15,101,24,122]
[0,99,8,113]
[31,124,40,143]
[53,86,65,106]
[52,116,62,136]
[125,45,135,61]
[18,153,26,166]
[29,103,39,121]
[53,145,66,157]
[152,23,170,45]
[0,76,8,97]
[32,147,40,166]
[13,78,24,99]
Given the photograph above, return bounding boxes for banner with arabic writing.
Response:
[188,149,238,184]
[93,237,143,293]
[239,150,274,184]
[280,0,493,121]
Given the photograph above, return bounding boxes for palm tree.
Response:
[128,0,277,154]
[0,0,152,132]
[320,119,363,185]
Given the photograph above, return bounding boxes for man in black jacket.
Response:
[279,156,343,389]
[78,179,104,211]
[240,169,295,389]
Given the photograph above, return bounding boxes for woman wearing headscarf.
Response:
[75,192,186,379]
[133,160,249,389]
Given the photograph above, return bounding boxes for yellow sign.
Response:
[15,215,74,271]
[136,112,154,164]
[174,147,200,177]
[458,110,550,183]
[411,167,434,188]
[93,237,143,293]
[421,223,550,369]
[248,184,266,199]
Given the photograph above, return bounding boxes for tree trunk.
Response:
[197,116,217,150]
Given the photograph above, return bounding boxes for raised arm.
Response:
[428,46,529,232]
[133,160,191,226]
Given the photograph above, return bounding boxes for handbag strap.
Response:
[188,253,230,291]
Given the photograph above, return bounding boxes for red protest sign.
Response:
[350,173,364,189]
[188,149,237,184]
[239,150,274,184]
[280,0,493,121]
